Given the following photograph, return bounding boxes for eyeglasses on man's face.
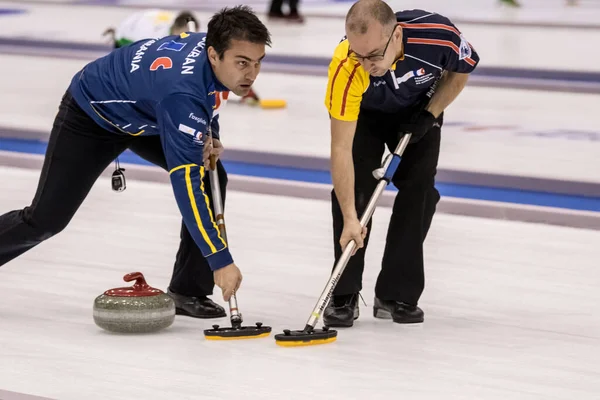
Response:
[348,24,398,63]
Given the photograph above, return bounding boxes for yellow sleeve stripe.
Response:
[169,163,196,174]
[184,165,217,253]
[199,166,227,247]
[169,163,226,252]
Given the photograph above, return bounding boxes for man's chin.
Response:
[234,85,252,97]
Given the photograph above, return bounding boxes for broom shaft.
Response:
[208,152,242,326]
[302,75,440,332]
[305,133,412,330]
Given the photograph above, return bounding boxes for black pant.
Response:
[331,109,442,305]
[269,0,299,14]
[0,90,226,297]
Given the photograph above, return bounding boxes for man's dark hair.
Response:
[206,5,272,58]
[346,0,396,35]
[172,10,199,33]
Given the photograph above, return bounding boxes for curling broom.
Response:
[203,143,272,340]
[274,76,441,347]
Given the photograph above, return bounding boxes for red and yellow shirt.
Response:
[325,9,480,121]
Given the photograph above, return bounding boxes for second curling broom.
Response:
[274,77,441,347]
[273,132,413,346]
[203,145,272,340]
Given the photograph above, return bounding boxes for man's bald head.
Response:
[345,0,396,36]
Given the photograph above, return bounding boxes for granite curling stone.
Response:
[93,272,175,333]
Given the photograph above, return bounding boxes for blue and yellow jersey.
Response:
[325,9,480,121]
[69,32,233,271]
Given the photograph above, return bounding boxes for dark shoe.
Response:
[286,11,305,23]
[323,293,359,327]
[167,289,226,319]
[267,11,286,20]
[373,297,424,324]
[267,11,305,23]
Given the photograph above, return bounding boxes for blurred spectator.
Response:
[498,0,579,6]
[268,0,304,23]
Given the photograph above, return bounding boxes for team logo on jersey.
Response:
[150,57,173,71]
[157,40,187,52]
[459,34,472,61]
[188,112,207,126]
[396,68,426,84]
[178,123,204,145]
[395,68,435,86]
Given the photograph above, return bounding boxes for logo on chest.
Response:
[396,68,435,86]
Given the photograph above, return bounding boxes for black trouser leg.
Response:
[269,0,284,14]
[128,137,228,297]
[0,90,129,266]
[375,122,442,305]
[331,116,386,296]
[288,0,299,14]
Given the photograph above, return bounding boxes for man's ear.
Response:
[207,46,219,65]
[395,25,403,42]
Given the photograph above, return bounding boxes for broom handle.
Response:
[303,74,441,332]
[304,133,412,331]
[208,149,242,328]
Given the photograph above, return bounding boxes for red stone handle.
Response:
[123,272,149,292]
